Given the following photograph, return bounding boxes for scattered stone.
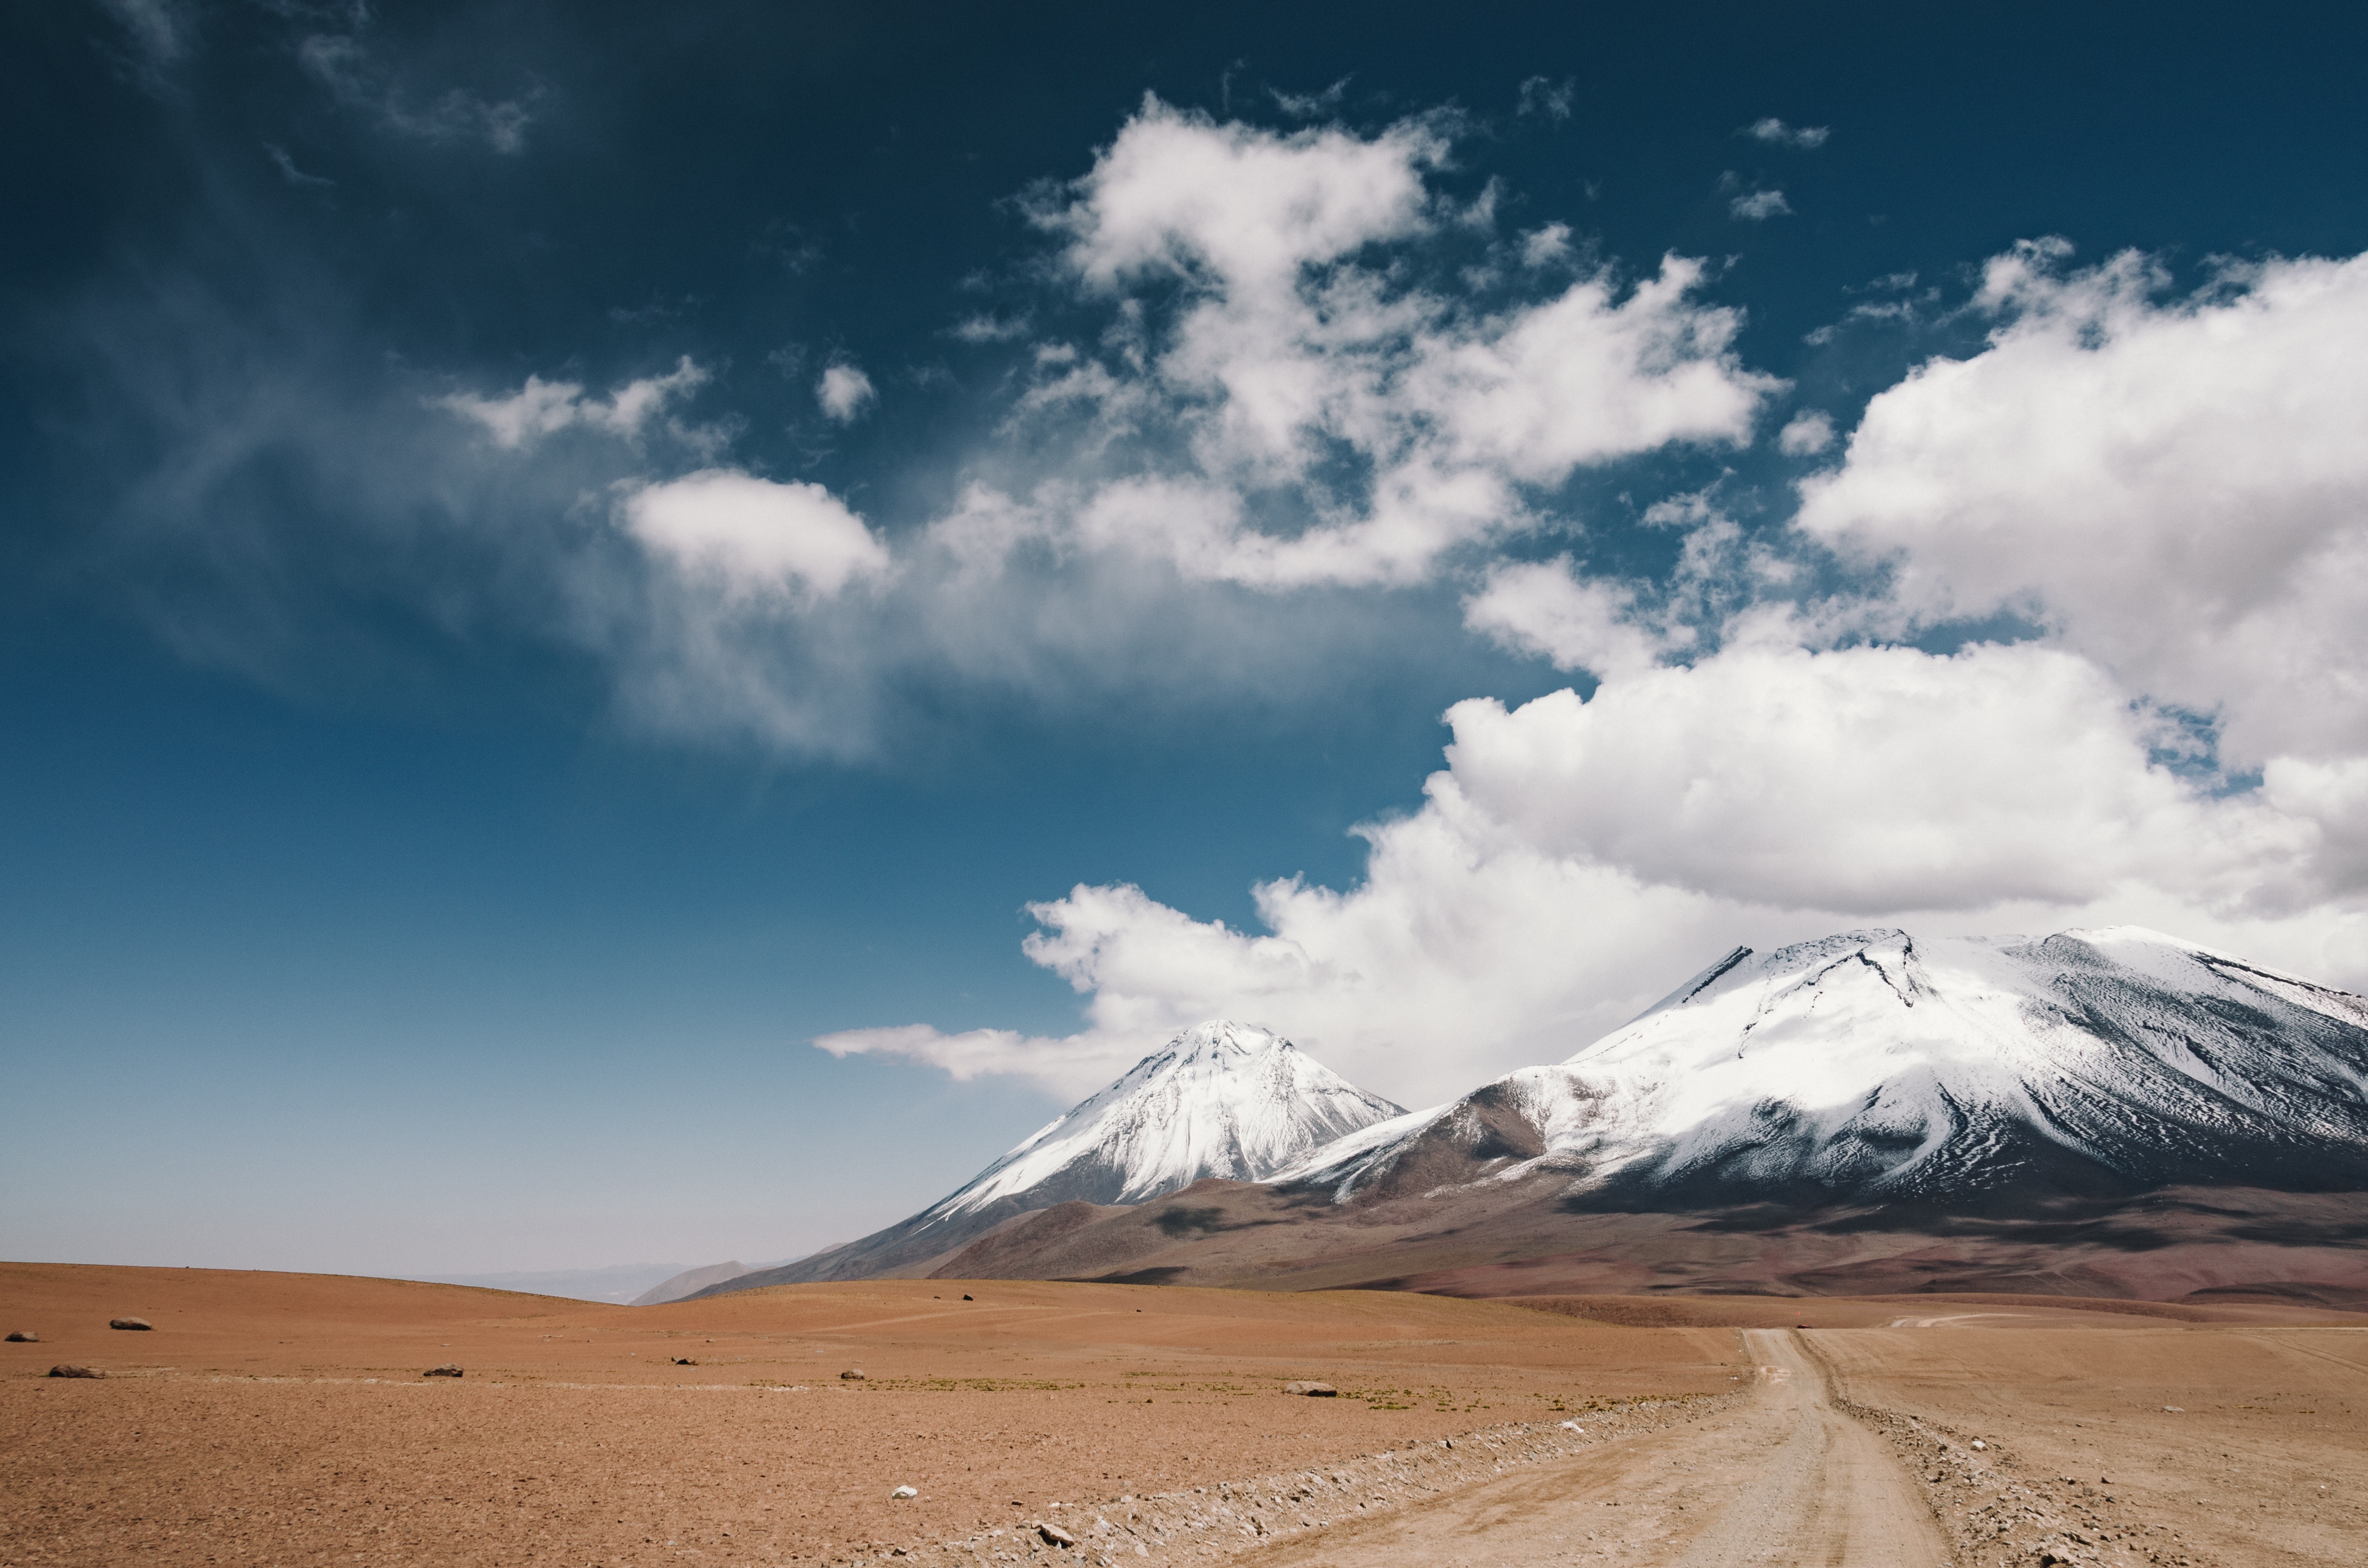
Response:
[423,1363,464,1378]
[841,1369,867,1380]
[4,1331,37,1342]
[1282,1382,1337,1397]
[48,1364,101,1379]
[108,1317,152,1331]
[1037,1522,1077,1548]
[891,1485,918,1500]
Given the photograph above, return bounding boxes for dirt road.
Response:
[1248,1330,1947,1568]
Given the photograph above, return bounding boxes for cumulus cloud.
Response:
[837,637,2364,1104]
[434,358,708,448]
[621,470,889,601]
[817,233,2368,1104]
[1776,410,1834,454]
[1744,117,1830,149]
[815,363,876,422]
[1799,244,2368,768]
[1462,559,1668,680]
[1017,97,1780,587]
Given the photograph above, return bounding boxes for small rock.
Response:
[673,1357,697,1366]
[962,1294,973,1301]
[1037,1523,1077,1548]
[841,1369,867,1380]
[891,1485,919,1500]
[1282,1381,1337,1397]
[5,1331,37,1343]
[108,1317,152,1332]
[48,1363,102,1379]
[2162,1405,2184,1413]
[424,1363,464,1378]
[1971,1440,1987,1451]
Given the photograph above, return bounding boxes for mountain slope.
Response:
[689,1021,1402,1293]
[1280,927,2368,1211]
[929,928,2368,1303]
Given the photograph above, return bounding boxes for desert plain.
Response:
[3,1262,2365,1568]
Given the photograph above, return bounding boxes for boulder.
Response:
[840,1368,867,1380]
[1283,1381,1338,1397]
[4,1331,37,1343]
[48,1364,102,1379]
[423,1364,464,1378]
[108,1317,152,1331]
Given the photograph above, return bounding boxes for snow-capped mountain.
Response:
[687,1021,1401,1292]
[1279,927,2368,1210]
[927,1020,1406,1219]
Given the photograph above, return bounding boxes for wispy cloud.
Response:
[1268,77,1351,119]
[297,23,539,154]
[1743,116,1830,148]
[434,358,709,448]
[1729,187,1793,221]
[1517,75,1574,121]
[264,143,334,188]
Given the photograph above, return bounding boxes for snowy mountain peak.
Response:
[924,1020,1405,1225]
[1278,926,2368,1210]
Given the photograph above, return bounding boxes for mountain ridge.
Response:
[898,926,2368,1305]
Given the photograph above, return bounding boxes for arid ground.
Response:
[4,1263,2365,1567]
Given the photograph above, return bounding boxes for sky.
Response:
[6,0,2368,1279]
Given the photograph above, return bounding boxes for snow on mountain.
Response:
[923,1020,1405,1224]
[690,1020,1403,1292]
[1279,927,2368,1208]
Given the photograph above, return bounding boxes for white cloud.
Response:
[435,358,707,448]
[846,637,2366,1105]
[1744,118,1830,149]
[1023,98,1780,588]
[816,363,876,422]
[1052,95,1443,299]
[1729,189,1793,221]
[1520,223,1573,268]
[1777,410,1834,454]
[621,470,889,601]
[1463,559,1668,680]
[1798,245,2368,769]
[950,313,1032,343]
[1438,642,2293,913]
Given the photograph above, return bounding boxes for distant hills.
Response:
[685,927,2368,1308]
[410,1262,699,1304]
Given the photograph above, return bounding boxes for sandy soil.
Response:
[3,1264,2365,1567]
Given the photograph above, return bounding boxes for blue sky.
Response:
[7,0,2368,1276]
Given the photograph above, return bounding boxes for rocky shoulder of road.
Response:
[1839,1397,2206,1568]
[829,1391,1739,1568]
